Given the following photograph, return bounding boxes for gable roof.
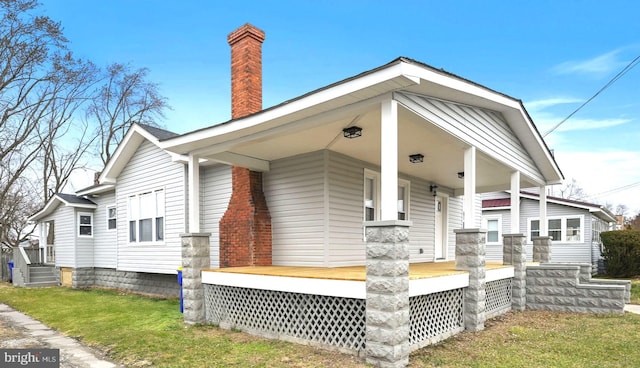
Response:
[97,123,180,185]
[160,56,563,189]
[28,193,97,222]
[482,191,616,222]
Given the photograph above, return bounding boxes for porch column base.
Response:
[503,234,526,311]
[181,233,211,325]
[365,220,411,368]
[533,236,552,263]
[455,228,486,332]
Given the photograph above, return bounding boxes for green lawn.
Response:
[631,278,640,304]
[1,285,640,367]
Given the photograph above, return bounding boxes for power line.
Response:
[543,54,640,137]
[590,180,640,198]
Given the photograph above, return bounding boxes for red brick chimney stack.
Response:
[227,23,265,119]
[219,24,272,267]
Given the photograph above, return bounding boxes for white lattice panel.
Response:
[205,284,366,351]
[485,278,512,318]
[409,288,464,347]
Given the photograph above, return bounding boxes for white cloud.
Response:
[553,49,627,76]
[524,99,632,137]
[552,150,640,214]
[525,98,583,111]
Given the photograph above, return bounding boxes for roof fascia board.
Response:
[401,63,521,109]
[161,63,420,152]
[99,124,161,183]
[75,184,115,196]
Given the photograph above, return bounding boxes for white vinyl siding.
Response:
[92,192,117,268]
[201,164,232,269]
[116,140,185,274]
[395,92,544,184]
[264,150,464,267]
[42,205,75,267]
[264,151,326,266]
[327,152,369,266]
[521,199,592,263]
[75,209,95,267]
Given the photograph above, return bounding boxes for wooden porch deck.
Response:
[207,261,510,281]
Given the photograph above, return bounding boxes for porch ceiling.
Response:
[199,101,534,192]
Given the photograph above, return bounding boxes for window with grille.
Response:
[78,212,93,237]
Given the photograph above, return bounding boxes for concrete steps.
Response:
[26,266,57,287]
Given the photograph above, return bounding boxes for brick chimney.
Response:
[219,24,272,267]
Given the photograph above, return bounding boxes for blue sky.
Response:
[40,0,640,214]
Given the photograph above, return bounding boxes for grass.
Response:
[630,278,640,304]
[1,284,640,367]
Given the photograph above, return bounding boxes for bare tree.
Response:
[555,178,587,200]
[87,63,169,166]
[0,0,96,244]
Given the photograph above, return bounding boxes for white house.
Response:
[482,191,616,272]
[26,23,629,368]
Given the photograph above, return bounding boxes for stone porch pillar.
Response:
[181,233,211,324]
[455,228,486,332]
[365,220,411,368]
[533,236,552,263]
[503,233,526,311]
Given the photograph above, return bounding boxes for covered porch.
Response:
[202,261,516,355]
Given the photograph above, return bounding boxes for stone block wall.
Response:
[526,264,626,314]
[67,267,179,297]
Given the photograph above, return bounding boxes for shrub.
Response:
[601,230,640,277]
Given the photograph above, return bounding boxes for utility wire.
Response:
[590,180,640,197]
[543,54,640,137]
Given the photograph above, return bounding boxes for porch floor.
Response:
[206,261,510,281]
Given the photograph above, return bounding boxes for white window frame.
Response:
[128,188,165,245]
[363,170,411,222]
[482,215,502,245]
[364,169,380,222]
[106,205,116,231]
[77,212,93,238]
[527,215,584,243]
[398,179,410,221]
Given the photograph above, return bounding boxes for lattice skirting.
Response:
[409,288,464,352]
[485,278,512,319]
[204,285,366,354]
[205,284,470,354]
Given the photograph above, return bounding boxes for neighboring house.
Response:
[27,24,629,366]
[482,191,616,272]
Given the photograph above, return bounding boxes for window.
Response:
[128,189,165,243]
[528,216,583,243]
[363,170,410,221]
[398,180,410,220]
[107,206,116,230]
[78,212,93,237]
[482,216,502,244]
[364,172,377,221]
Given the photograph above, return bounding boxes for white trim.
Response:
[482,215,502,245]
[127,188,166,245]
[409,273,468,296]
[463,146,476,227]
[202,271,366,299]
[486,267,515,282]
[527,215,585,243]
[106,205,116,231]
[398,179,410,221]
[77,212,93,238]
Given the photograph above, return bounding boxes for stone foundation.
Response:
[64,267,179,297]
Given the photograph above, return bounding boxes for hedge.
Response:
[600,230,640,277]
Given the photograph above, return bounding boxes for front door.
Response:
[434,196,447,260]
